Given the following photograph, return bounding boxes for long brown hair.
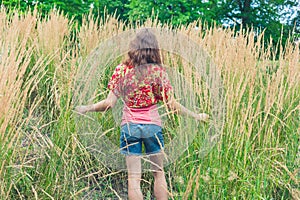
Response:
[124,29,162,67]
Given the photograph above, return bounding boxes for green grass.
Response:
[0,8,299,199]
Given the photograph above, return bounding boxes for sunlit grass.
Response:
[0,7,299,199]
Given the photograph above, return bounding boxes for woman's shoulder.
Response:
[114,63,125,71]
[115,63,134,71]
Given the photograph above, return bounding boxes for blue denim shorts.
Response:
[120,123,164,155]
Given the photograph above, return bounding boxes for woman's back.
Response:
[108,63,172,108]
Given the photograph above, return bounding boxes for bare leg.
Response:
[150,153,168,200]
[126,155,143,200]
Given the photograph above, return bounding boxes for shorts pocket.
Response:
[143,131,164,154]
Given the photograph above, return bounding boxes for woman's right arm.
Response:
[166,96,209,121]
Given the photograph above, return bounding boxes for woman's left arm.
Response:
[75,91,118,114]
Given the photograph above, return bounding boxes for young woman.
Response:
[75,28,208,200]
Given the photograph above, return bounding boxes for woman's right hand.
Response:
[195,113,209,122]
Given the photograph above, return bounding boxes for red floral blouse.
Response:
[107,64,173,108]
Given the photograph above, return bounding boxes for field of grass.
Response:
[0,8,299,199]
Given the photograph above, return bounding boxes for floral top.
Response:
[108,64,173,108]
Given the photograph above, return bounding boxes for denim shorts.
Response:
[120,123,164,155]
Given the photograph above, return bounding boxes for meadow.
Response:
[0,8,299,199]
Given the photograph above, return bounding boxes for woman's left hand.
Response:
[75,105,89,114]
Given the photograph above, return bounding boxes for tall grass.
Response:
[0,7,299,199]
